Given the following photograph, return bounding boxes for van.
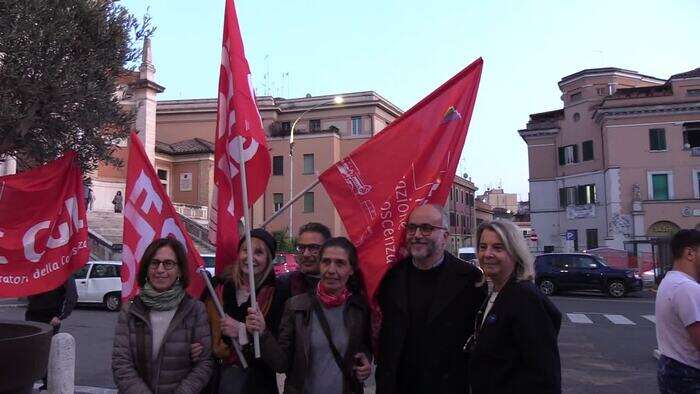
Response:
[458,247,477,262]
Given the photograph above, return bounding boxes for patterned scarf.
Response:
[316,281,352,308]
[140,281,185,311]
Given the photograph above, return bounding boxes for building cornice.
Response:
[518,127,560,141]
[595,101,700,121]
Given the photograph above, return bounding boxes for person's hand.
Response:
[50,317,61,326]
[220,315,239,338]
[353,353,371,381]
[245,307,266,334]
[190,342,204,362]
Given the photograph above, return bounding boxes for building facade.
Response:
[520,67,700,254]
[447,174,477,253]
[477,188,518,214]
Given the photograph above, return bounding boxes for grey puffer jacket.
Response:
[112,295,213,394]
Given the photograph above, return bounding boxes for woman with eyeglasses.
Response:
[205,228,285,394]
[112,237,213,394]
[246,236,373,394]
[466,220,562,394]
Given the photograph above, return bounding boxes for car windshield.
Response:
[593,256,608,267]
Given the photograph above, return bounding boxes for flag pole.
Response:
[237,137,261,358]
[197,268,248,368]
[261,178,320,229]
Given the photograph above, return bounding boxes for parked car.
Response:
[458,247,479,267]
[534,253,643,298]
[642,267,665,287]
[73,261,122,311]
[200,253,216,277]
[274,253,298,275]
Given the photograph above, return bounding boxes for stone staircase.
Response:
[86,210,215,261]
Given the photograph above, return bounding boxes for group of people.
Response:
[110,204,564,394]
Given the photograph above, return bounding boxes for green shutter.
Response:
[652,174,669,200]
[558,147,565,166]
[573,145,579,163]
[577,186,586,205]
[582,141,594,161]
[559,188,566,208]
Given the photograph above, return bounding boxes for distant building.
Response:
[520,66,700,256]
[477,188,518,214]
[475,198,494,228]
[447,174,477,253]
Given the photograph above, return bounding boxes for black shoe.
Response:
[38,384,47,391]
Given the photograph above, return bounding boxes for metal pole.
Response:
[289,141,294,240]
[262,178,320,229]
[237,137,261,358]
[198,268,248,368]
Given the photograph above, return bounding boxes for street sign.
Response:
[565,230,576,241]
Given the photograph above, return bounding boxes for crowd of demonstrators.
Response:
[111,237,213,394]
[277,222,331,299]
[376,204,487,394]
[656,229,700,392]
[26,277,78,390]
[246,237,372,394]
[204,229,285,394]
[467,219,562,394]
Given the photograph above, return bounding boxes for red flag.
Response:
[210,0,271,274]
[0,152,89,297]
[121,132,205,300]
[319,58,483,301]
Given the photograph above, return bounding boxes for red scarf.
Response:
[316,282,352,308]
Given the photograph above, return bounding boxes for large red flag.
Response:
[209,0,271,274]
[121,132,205,300]
[319,58,483,302]
[0,152,89,297]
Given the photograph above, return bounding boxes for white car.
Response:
[73,261,122,311]
[201,253,216,277]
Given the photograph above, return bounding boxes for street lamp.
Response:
[288,95,343,239]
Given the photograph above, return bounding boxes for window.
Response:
[272,156,284,176]
[91,264,120,278]
[303,192,314,213]
[573,113,581,122]
[281,122,291,132]
[570,92,582,102]
[273,193,283,212]
[74,264,90,279]
[688,89,700,97]
[351,116,363,135]
[648,172,672,200]
[558,145,578,165]
[303,154,314,174]
[582,140,594,161]
[683,123,700,149]
[596,87,607,96]
[694,170,700,199]
[450,212,456,227]
[309,119,321,132]
[559,187,576,207]
[649,129,667,151]
[577,184,596,205]
[586,229,599,250]
[157,169,168,181]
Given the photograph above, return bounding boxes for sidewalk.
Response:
[0,297,26,308]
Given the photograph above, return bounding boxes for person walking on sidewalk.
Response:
[656,229,700,393]
[25,277,78,390]
[112,191,123,213]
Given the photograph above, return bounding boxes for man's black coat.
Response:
[375,251,486,394]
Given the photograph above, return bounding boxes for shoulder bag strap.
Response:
[310,296,356,385]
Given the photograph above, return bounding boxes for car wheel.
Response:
[607,281,626,298]
[539,279,556,296]
[104,293,121,311]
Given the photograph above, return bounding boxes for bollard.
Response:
[47,333,75,394]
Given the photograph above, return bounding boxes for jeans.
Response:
[658,355,700,393]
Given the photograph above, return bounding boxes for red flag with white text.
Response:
[0,152,89,297]
[121,132,205,300]
[209,0,271,274]
[319,58,483,302]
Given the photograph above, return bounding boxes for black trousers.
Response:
[25,309,60,387]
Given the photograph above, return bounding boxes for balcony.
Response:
[268,123,341,138]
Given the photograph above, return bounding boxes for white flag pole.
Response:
[236,137,261,358]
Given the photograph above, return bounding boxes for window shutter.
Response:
[559,188,567,208]
[558,147,565,165]
[573,145,579,163]
[577,186,586,205]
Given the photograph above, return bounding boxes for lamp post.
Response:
[288,95,343,239]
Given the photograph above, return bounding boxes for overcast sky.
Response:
[121,0,700,200]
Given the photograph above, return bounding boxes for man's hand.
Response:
[190,342,204,362]
[353,353,371,381]
[245,308,266,334]
[220,315,240,338]
[50,317,61,326]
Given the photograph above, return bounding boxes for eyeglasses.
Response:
[406,223,447,235]
[295,244,322,253]
[148,259,178,271]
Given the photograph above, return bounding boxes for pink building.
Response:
[520,67,700,254]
